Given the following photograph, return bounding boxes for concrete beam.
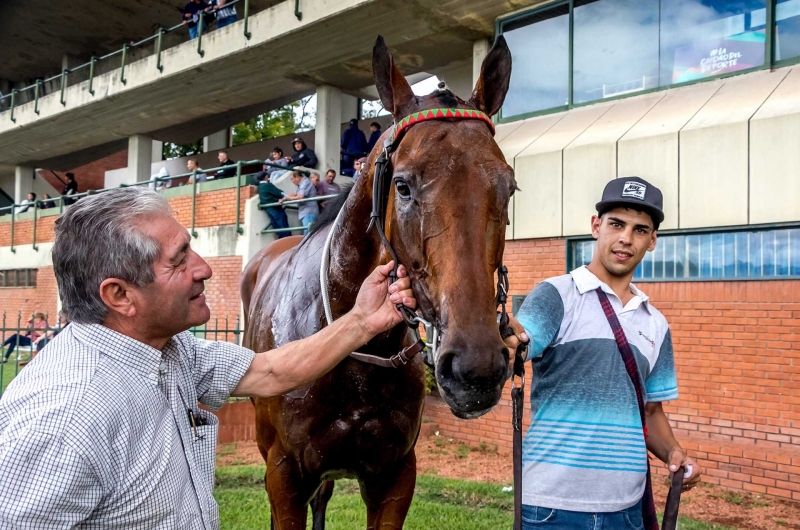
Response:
[204,130,230,153]
[472,38,490,88]
[316,85,343,174]
[152,140,164,163]
[127,135,153,183]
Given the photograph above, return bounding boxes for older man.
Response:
[280,170,318,235]
[0,188,415,528]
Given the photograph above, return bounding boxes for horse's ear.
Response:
[469,36,512,117]
[372,35,415,119]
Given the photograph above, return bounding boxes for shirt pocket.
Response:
[192,408,219,492]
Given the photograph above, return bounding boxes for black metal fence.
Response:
[0,312,242,398]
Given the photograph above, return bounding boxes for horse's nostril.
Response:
[437,351,457,383]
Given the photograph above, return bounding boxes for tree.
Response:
[163,139,203,160]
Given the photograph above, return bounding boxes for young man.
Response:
[366,121,382,153]
[280,170,318,235]
[181,0,208,39]
[186,159,208,184]
[257,178,290,239]
[504,176,702,529]
[16,192,36,214]
[62,172,79,205]
[286,137,318,169]
[214,150,237,179]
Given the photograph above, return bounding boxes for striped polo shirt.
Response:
[516,266,678,512]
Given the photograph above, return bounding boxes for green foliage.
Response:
[425,364,437,394]
[231,96,316,147]
[454,444,471,459]
[163,139,203,160]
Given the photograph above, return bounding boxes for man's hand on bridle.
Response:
[503,315,529,352]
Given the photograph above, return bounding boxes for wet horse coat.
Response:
[241,36,514,529]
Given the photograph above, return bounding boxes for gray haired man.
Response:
[0,188,416,528]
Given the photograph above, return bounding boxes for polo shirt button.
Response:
[149,373,158,384]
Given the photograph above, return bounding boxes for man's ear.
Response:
[99,278,137,319]
[648,231,658,252]
[590,214,602,239]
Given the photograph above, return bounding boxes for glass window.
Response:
[661,0,767,86]
[572,0,660,104]
[502,4,570,117]
[5,270,16,287]
[776,0,800,61]
[569,226,800,280]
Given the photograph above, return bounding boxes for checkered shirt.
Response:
[0,323,254,529]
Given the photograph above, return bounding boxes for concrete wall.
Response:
[503,65,800,239]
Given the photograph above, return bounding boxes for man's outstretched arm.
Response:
[233,261,416,398]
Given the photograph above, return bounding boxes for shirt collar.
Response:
[569,266,651,313]
[71,323,172,377]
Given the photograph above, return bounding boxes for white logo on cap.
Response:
[622,181,646,200]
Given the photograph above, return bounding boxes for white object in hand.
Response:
[684,464,693,478]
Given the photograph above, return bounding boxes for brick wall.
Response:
[0,186,256,248]
[204,256,244,332]
[1,267,59,328]
[38,150,128,193]
[424,237,800,501]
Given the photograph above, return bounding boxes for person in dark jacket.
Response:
[182,0,209,39]
[366,122,382,154]
[215,151,238,179]
[286,137,318,169]
[39,194,56,210]
[258,180,290,238]
[62,172,79,206]
[340,119,367,177]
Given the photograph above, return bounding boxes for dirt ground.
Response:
[217,437,800,530]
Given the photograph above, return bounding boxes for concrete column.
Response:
[315,85,343,174]
[203,129,229,153]
[14,166,35,204]
[152,140,164,163]
[472,38,491,87]
[127,135,153,183]
[340,94,359,123]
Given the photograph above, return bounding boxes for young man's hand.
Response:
[667,449,702,491]
[351,262,416,337]
[502,315,529,351]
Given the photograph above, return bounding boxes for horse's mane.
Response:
[303,184,355,242]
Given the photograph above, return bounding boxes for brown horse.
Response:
[241,36,514,529]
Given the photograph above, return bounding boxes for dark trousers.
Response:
[3,335,32,360]
[266,208,291,239]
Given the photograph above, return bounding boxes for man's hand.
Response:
[667,449,702,491]
[502,314,529,351]
[352,261,416,336]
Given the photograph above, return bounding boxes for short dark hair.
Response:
[28,192,37,199]
[325,169,336,176]
[66,172,75,180]
[272,147,283,155]
[598,205,660,232]
[370,122,381,129]
[292,170,304,179]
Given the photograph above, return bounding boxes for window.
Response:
[776,0,800,60]
[570,226,800,280]
[503,4,570,117]
[500,0,775,119]
[0,269,38,288]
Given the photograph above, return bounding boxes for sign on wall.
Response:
[672,30,765,83]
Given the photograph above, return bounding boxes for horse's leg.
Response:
[266,450,317,530]
[310,480,335,530]
[360,450,417,530]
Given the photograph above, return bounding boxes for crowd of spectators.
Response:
[2,312,69,365]
[340,120,381,177]
[182,0,238,39]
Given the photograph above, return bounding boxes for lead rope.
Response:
[496,264,526,530]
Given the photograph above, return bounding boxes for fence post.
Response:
[32,204,38,251]
[295,0,302,20]
[235,162,244,235]
[0,313,5,398]
[59,195,64,214]
[235,316,240,345]
[10,207,16,254]
[197,16,205,57]
[60,68,69,106]
[120,44,128,85]
[243,0,252,39]
[14,314,21,376]
[88,56,97,96]
[190,170,198,238]
[33,79,41,115]
[9,89,16,123]
[156,28,165,72]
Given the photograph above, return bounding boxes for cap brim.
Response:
[595,199,664,224]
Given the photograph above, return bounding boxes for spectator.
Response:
[366,121,382,153]
[281,170,318,235]
[353,157,368,182]
[16,192,36,214]
[33,312,70,354]
[340,119,367,177]
[208,0,237,28]
[149,167,171,191]
[2,313,46,363]
[186,159,208,184]
[286,137,318,169]
[257,180,291,239]
[62,172,79,205]
[182,0,209,39]
[267,148,289,181]
[316,169,341,197]
[215,151,238,179]
[39,194,56,210]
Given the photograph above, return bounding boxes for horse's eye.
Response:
[395,180,411,199]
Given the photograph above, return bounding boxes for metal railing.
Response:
[257,193,338,234]
[0,0,304,119]
[0,312,241,398]
[0,160,315,251]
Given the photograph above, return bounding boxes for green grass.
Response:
[214,465,736,530]
[0,348,24,395]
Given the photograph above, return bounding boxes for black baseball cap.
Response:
[595,176,664,225]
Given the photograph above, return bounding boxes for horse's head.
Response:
[371,37,515,419]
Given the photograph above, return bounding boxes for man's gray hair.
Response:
[53,187,173,324]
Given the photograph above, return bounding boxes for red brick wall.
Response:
[425,237,800,501]
[0,267,59,328]
[38,150,128,193]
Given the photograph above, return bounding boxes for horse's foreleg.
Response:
[360,450,416,530]
[266,451,316,530]
[310,480,335,530]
